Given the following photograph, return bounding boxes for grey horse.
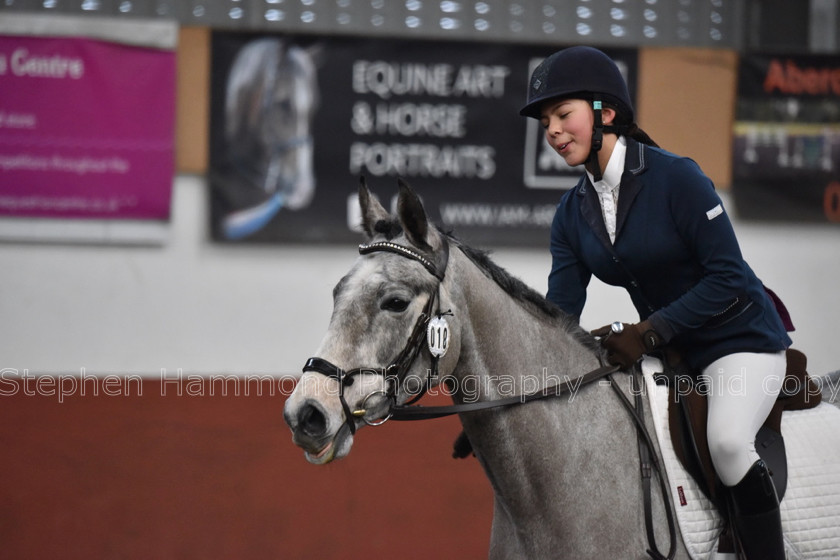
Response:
[284,180,690,559]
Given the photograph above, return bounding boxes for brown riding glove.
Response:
[590,320,663,369]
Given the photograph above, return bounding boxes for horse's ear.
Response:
[397,178,432,251]
[358,177,390,238]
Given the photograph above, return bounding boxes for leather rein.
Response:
[301,238,676,560]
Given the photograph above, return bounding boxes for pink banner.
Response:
[0,35,175,220]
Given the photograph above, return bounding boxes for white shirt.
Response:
[586,136,626,244]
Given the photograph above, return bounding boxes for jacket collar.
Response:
[576,137,648,248]
[575,137,646,196]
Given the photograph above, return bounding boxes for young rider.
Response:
[520,45,792,559]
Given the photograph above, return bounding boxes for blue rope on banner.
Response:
[222,192,285,240]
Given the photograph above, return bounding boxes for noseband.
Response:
[302,240,449,435]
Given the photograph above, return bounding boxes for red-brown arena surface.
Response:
[0,378,493,559]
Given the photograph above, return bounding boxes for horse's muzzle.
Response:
[292,399,328,438]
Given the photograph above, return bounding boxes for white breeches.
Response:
[704,351,786,487]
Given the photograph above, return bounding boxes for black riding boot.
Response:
[729,459,785,560]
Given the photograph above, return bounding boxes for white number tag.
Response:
[427,315,450,358]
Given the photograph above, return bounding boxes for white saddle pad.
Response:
[641,358,840,560]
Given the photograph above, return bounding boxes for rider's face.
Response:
[540,99,594,168]
[540,99,615,168]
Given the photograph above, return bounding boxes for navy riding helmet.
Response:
[519,46,632,121]
[520,46,633,181]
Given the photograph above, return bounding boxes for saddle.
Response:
[667,348,822,509]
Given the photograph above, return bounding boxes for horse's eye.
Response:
[380,297,409,313]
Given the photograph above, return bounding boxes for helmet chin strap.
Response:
[588,96,605,182]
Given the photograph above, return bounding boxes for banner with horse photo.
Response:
[208,33,637,247]
[731,52,840,223]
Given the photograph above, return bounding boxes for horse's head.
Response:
[284,179,460,464]
[224,38,319,213]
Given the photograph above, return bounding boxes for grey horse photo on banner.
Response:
[221,38,319,240]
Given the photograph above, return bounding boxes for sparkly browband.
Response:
[359,241,445,281]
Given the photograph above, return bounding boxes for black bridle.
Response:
[301,240,449,435]
[301,239,626,433]
[301,238,623,426]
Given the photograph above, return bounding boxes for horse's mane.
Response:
[449,235,602,355]
[455,240,561,318]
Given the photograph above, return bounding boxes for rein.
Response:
[389,363,619,420]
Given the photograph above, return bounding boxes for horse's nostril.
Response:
[299,402,327,438]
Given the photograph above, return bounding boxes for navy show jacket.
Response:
[547,137,791,371]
